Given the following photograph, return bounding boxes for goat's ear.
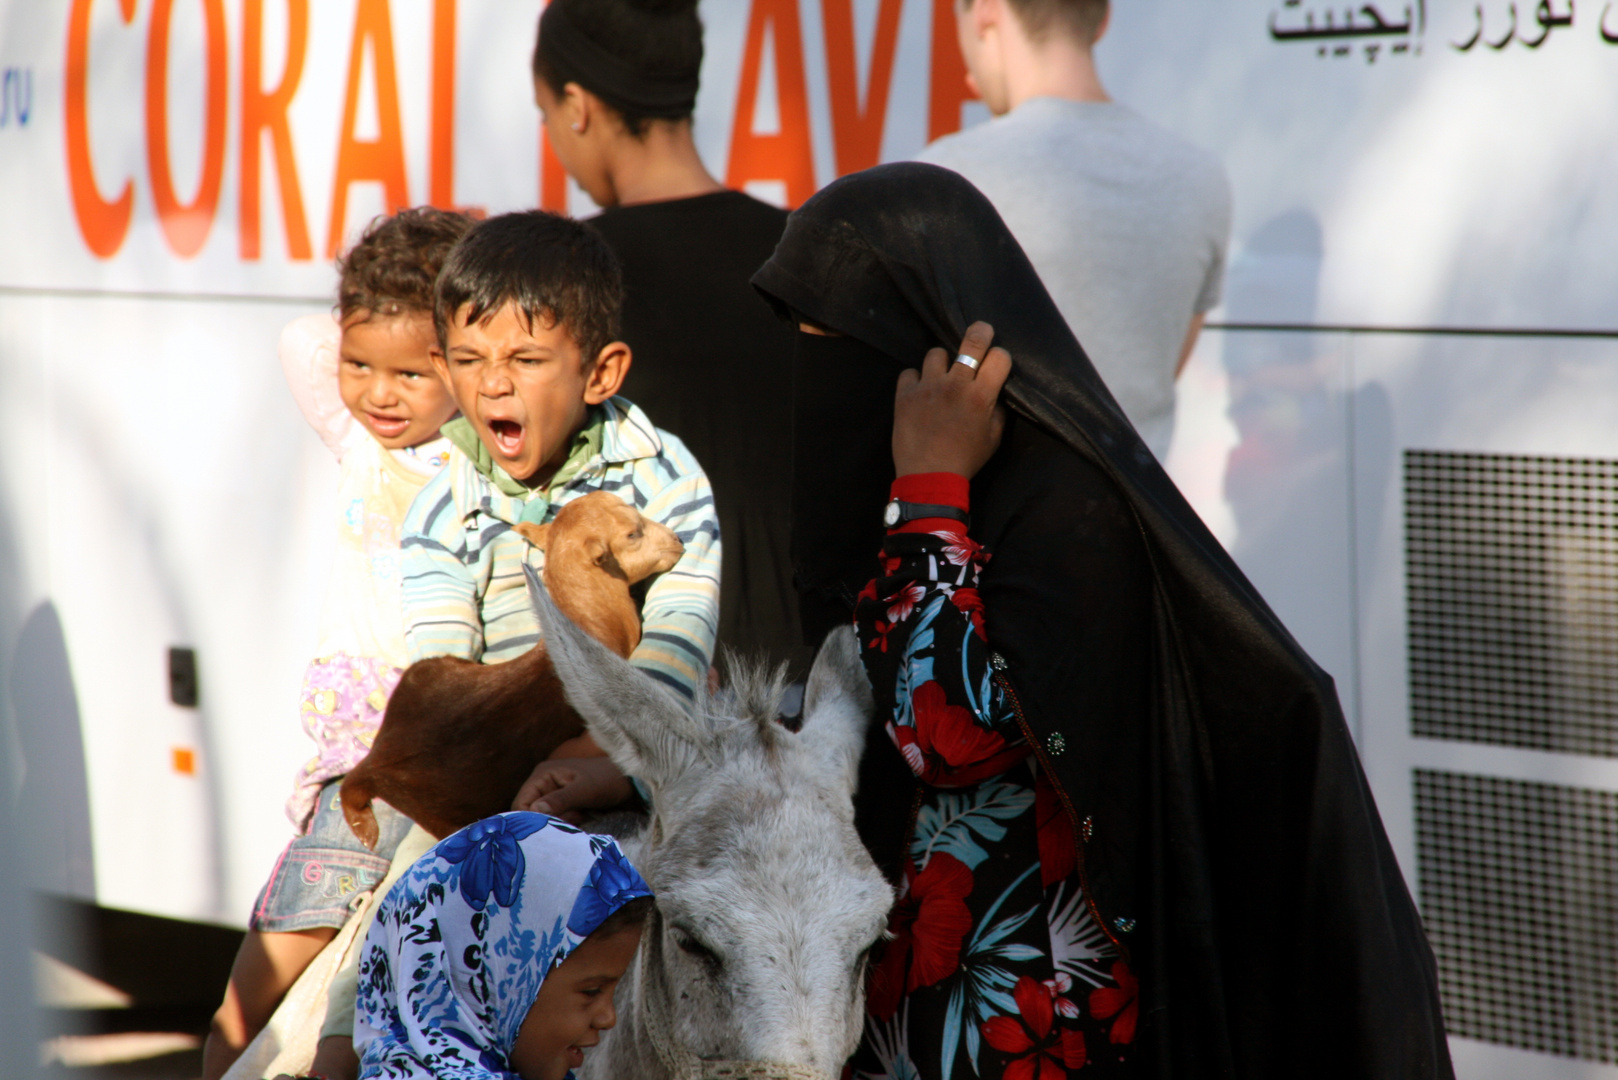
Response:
[799,625,874,795]
[585,536,627,580]
[513,522,551,549]
[524,564,704,792]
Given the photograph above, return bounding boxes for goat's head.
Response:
[515,491,684,585]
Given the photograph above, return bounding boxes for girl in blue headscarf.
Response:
[354,812,653,1080]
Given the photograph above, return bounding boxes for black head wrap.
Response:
[536,1,700,120]
[753,163,1452,1080]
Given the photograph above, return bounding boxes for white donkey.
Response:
[526,568,895,1080]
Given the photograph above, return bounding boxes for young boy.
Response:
[204,208,474,1080]
[401,210,721,795]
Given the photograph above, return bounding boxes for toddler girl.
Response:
[203,207,476,1080]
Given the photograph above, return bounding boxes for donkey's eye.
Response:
[672,928,722,971]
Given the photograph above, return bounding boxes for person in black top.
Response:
[587,196,804,677]
[514,0,808,824]
[531,0,807,683]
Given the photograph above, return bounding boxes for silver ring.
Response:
[954,353,981,371]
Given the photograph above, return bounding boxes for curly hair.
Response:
[337,207,478,321]
[434,210,624,366]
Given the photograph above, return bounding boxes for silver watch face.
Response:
[883,500,902,527]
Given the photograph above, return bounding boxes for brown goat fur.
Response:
[339,491,684,847]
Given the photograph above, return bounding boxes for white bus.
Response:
[2,2,1616,1075]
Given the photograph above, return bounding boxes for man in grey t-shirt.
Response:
[918,0,1230,458]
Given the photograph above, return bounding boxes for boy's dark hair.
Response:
[337,207,477,321]
[987,0,1108,44]
[532,0,702,138]
[593,895,654,939]
[434,211,624,364]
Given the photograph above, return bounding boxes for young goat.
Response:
[339,491,684,847]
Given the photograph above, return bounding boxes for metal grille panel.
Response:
[1406,451,1618,756]
[1415,769,1618,1061]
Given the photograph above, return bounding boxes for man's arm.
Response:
[400,478,485,663]
[1175,312,1205,380]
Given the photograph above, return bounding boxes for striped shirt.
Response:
[400,397,721,700]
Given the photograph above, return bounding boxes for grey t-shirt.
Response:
[918,99,1231,458]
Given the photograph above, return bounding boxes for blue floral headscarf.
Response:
[354,812,653,1080]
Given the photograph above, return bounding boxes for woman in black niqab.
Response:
[753,163,1451,1080]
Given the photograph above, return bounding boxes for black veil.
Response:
[753,163,1451,1080]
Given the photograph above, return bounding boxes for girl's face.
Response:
[509,925,644,1080]
[338,310,457,449]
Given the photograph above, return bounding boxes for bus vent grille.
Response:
[1415,769,1618,1061]
[1406,450,1618,756]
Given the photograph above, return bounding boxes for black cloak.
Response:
[751,163,1452,1080]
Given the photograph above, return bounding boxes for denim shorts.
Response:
[249,779,413,933]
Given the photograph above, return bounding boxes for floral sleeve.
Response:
[855,473,1030,788]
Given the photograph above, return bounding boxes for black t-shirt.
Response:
[588,191,810,677]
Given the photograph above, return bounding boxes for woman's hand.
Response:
[511,756,634,825]
[892,321,1012,480]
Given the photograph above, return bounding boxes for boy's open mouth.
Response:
[488,419,525,459]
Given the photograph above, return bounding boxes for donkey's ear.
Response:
[524,564,704,791]
[799,625,875,794]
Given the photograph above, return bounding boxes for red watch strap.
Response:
[890,473,970,534]
[891,473,969,511]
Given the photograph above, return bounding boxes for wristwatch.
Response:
[883,498,969,528]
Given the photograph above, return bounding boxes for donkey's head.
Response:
[527,567,894,1078]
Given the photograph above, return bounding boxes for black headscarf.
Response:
[752,163,1452,1080]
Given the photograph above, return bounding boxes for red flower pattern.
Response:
[915,680,1009,769]
[889,681,1031,788]
[949,586,988,639]
[981,976,1088,1080]
[1044,972,1082,1019]
[887,582,926,623]
[867,853,976,1019]
[851,493,1136,1077]
[934,530,979,567]
[1035,770,1077,888]
[1088,962,1139,1046]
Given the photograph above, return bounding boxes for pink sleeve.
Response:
[279,312,357,461]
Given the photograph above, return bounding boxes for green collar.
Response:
[441,410,605,514]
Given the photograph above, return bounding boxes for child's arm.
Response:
[628,437,722,701]
[400,473,486,663]
[279,312,356,460]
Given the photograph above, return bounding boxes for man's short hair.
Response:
[434,210,624,364]
[995,0,1108,45]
